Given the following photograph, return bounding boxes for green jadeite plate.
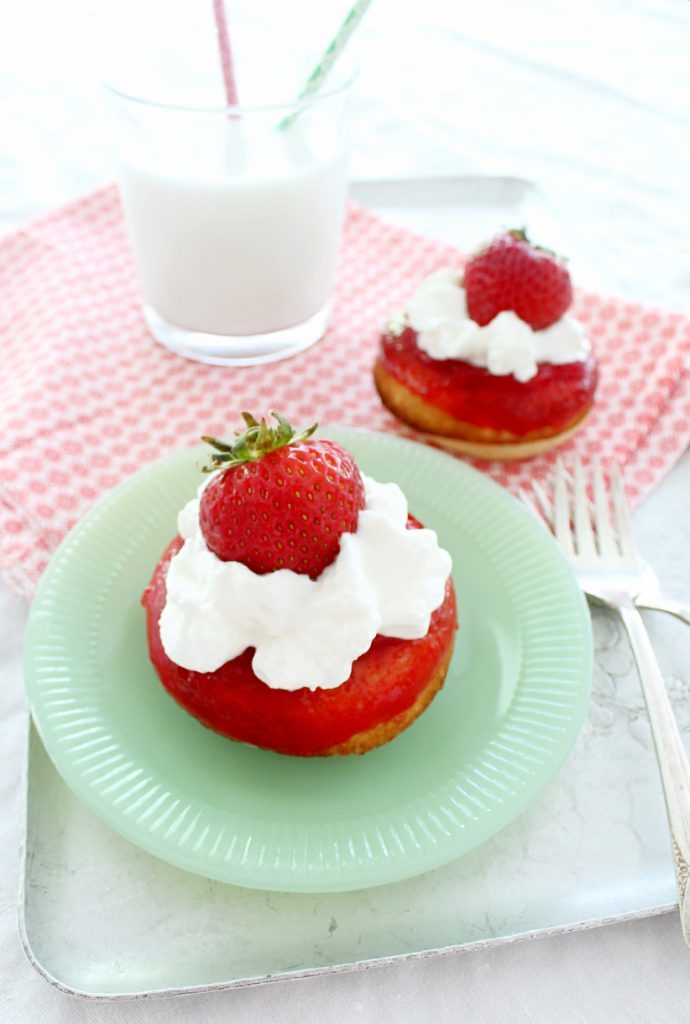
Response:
[24,428,592,893]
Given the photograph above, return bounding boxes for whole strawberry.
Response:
[463,229,572,331]
[199,412,365,579]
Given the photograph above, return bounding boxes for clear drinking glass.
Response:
[105,70,354,366]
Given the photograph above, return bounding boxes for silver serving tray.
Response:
[19,175,690,998]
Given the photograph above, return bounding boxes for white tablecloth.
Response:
[2,0,690,1018]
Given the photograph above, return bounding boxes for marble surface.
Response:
[3,0,690,1019]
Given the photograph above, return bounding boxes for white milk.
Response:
[117,121,349,337]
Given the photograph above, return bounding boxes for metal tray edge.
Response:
[19,715,677,1001]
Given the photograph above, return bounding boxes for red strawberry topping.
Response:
[463,228,572,331]
[199,412,365,579]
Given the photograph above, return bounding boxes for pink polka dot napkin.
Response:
[1,185,689,597]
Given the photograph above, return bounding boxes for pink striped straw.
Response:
[212,0,239,107]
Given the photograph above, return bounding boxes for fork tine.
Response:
[553,458,574,555]
[593,457,618,556]
[610,460,637,560]
[531,480,554,525]
[518,487,541,519]
[573,458,596,556]
[518,488,552,536]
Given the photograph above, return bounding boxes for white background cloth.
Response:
[2,0,690,1019]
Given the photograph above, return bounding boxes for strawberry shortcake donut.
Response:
[374,230,598,460]
[142,413,457,757]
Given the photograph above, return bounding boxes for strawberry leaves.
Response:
[201,411,317,472]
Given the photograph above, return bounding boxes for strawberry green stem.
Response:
[508,226,560,259]
[201,411,317,472]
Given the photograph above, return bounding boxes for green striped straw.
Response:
[279,0,372,130]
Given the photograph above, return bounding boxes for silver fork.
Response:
[634,567,690,626]
[533,458,690,945]
[525,476,690,627]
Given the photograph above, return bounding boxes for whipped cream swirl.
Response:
[159,475,452,691]
[401,267,589,383]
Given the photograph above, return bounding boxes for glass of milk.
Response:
[105,69,354,366]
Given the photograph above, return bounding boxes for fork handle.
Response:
[619,603,690,944]
[636,597,690,629]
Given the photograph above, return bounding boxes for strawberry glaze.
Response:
[142,531,457,757]
[379,326,598,436]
